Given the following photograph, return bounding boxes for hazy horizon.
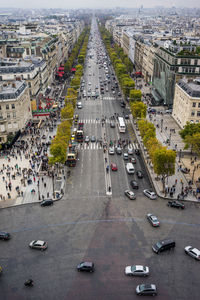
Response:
[0,0,200,9]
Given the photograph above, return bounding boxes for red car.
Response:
[111,163,118,171]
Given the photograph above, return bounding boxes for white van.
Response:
[126,163,135,174]
[77,102,82,109]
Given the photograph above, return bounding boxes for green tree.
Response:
[129,89,142,102]
[152,148,176,192]
[61,103,74,122]
[78,55,84,64]
[179,122,200,140]
[184,132,200,154]
[49,141,67,165]
[130,102,147,119]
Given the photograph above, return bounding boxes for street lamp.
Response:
[38,184,40,201]
[192,166,196,184]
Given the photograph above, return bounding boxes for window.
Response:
[7,113,10,119]
[12,104,15,109]
[198,103,200,108]
[197,111,200,117]
[6,104,9,110]
[13,112,16,118]
[193,102,196,107]
[0,105,1,110]
[191,111,195,116]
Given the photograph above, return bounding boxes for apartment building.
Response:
[153,42,200,106]
[0,81,32,143]
[173,78,200,129]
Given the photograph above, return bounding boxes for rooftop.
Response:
[0,81,27,100]
[178,78,200,98]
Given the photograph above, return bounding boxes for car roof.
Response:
[35,240,45,245]
[135,265,144,270]
[82,262,93,267]
[192,248,200,255]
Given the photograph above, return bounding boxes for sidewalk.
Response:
[130,114,199,203]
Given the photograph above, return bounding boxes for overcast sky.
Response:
[0,0,200,9]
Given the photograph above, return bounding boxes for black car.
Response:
[0,232,11,240]
[130,180,139,189]
[120,101,126,108]
[135,149,140,155]
[40,199,54,207]
[136,171,143,179]
[167,201,185,209]
[77,262,94,272]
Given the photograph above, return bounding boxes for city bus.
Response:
[118,117,126,133]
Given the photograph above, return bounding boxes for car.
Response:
[77,262,94,272]
[128,148,133,155]
[124,190,136,200]
[136,284,157,296]
[91,136,96,142]
[116,146,122,155]
[123,153,129,160]
[120,101,126,108]
[40,199,53,207]
[124,114,129,119]
[109,147,115,155]
[110,122,115,128]
[185,246,200,260]
[180,167,190,174]
[111,163,118,171]
[125,265,149,276]
[143,189,157,200]
[0,232,11,240]
[118,92,121,96]
[130,180,139,189]
[167,201,185,209]
[29,240,48,250]
[131,157,137,164]
[85,136,90,143]
[135,149,140,155]
[147,214,160,227]
[136,170,143,179]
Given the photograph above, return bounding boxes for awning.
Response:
[59,67,64,71]
[71,68,76,72]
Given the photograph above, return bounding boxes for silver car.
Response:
[109,147,115,155]
[29,240,48,251]
[143,189,157,200]
[147,214,160,227]
[185,246,200,260]
[125,265,149,276]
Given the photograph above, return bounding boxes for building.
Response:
[153,41,200,106]
[0,81,32,143]
[173,78,200,128]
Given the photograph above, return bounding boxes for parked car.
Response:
[0,232,11,240]
[124,190,136,200]
[77,262,94,272]
[185,246,200,260]
[110,122,115,128]
[143,189,157,200]
[125,265,149,276]
[136,284,157,296]
[167,201,185,209]
[136,170,143,179]
[111,163,118,171]
[130,180,139,189]
[147,214,160,227]
[29,240,48,251]
[152,239,175,254]
[40,199,53,207]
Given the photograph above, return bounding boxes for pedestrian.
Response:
[175,179,177,185]
[44,182,46,188]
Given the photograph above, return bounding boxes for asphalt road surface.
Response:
[1,18,200,300]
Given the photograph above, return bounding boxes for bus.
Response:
[118,117,126,133]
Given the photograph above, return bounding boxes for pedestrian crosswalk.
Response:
[102,96,116,101]
[77,118,131,124]
[76,142,139,151]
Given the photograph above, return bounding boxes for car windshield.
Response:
[139,284,146,291]
[131,266,136,272]
[156,241,162,248]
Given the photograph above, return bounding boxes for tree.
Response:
[179,122,200,140]
[184,132,200,154]
[121,78,135,98]
[71,76,81,90]
[152,148,176,192]
[49,141,67,165]
[129,89,142,102]
[130,102,147,119]
[78,55,84,64]
[61,104,74,122]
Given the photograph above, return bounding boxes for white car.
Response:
[125,265,149,276]
[185,246,200,260]
[128,148,133,155]
[143,189,157,200]
[124,190,136,200]
[109,147,115,155]
[29,240,48,251]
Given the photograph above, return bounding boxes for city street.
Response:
[1,18,200,300]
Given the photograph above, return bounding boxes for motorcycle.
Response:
[24,279,34,287]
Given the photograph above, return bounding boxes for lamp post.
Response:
[192,166,196,184]
[38,183,40,201]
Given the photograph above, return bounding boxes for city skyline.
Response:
[0,0,200,9]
